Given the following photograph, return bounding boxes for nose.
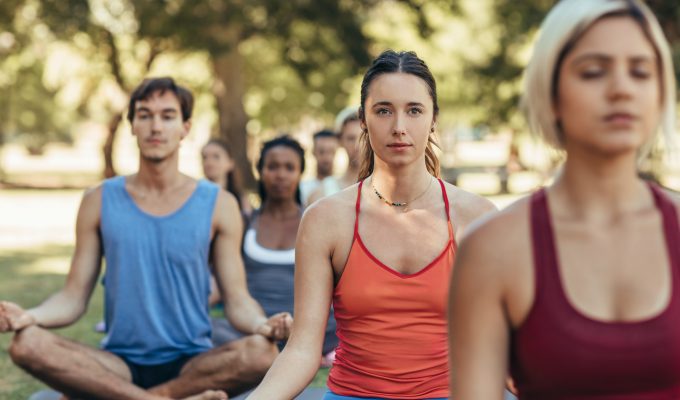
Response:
[607,65,634,101]
[393,112,406,136]
[151,115,163,133]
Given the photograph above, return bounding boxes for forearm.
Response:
[247,345,321,400]
[224,295,267,334]
[27,290,86,328]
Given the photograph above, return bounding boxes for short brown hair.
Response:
[127,77,194,123]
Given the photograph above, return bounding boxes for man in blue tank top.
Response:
[0,77,292,400]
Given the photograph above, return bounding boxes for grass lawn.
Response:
[0,244,329,398]
[0,244,105,399]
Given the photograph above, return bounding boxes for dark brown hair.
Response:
[127,77,193,123]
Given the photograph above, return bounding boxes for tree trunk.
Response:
[103,113,122,178]
[212,50,256,190]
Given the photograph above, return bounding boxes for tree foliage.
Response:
[0,0,80,153]
[463,0,680,129]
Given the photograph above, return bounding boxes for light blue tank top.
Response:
[100,176,218,364]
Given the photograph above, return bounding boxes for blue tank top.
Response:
[100,176,218,364]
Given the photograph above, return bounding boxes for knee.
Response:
[241,335,279,376]
[9,325,47,370]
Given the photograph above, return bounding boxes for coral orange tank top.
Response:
[327,179,456,399]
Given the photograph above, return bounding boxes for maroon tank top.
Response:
[510,184,680,400]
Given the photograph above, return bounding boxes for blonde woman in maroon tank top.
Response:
[248,51,495,400]
[449,1,680,399]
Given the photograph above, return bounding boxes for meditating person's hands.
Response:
[0,301,36,332]
[255,312,293,341]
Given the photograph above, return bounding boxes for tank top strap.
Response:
[529,188,563,309]
[649,183,680,272]
[436,178,455,241]
[354,180,364,239]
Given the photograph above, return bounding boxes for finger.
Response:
[258,323,273,338]
[13,313,35,330]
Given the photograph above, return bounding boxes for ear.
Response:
[431,116,438,132]
[130,118,138,137]
[180,120,192,140]
[358,107,367,132]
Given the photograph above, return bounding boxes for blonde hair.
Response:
[522,0,676,152]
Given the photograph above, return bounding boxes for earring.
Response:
[430,126,435,133]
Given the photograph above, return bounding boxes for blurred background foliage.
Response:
[0,0,678,187]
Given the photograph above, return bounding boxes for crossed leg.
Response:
[9,325,227,400]
[150,334,279,398]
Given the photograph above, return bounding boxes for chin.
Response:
[590,142,642,158]
[142,153,167,163]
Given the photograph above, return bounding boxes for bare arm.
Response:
[247,202,336,399]
[449,220,511,400]
[212,192,290,339]
[447,184,498,239]
[0,187,103,332]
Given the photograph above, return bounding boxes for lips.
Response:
[387,143,412,148]
[604,112,636,123]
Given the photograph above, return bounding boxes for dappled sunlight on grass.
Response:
[19,256,71,275]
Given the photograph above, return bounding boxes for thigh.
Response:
[180,334,277,376]
[19,326,132,382]
[59,337,132,381]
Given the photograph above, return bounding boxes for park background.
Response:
[1,0,679,398]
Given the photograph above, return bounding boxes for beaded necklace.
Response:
[371,176,433,207]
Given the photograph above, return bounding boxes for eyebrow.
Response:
[371,101,426,108]
[135,106,178,114]
[572,52,655,65]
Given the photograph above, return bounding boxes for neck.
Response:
[343,161,360,183]
[552,150,651,220]
[216,175,228,190]
[135,156,183,191]
[262,198,300,218]
[370,160,433,202]
[316,170,331,181]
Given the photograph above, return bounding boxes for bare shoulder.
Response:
[456,194,532,273]
[214,187,240,211]
[77,184,104,221]
[213,189,243,233]
[442,181,497,234]
[661,186,680,206]
[82,184,103,204]
[302,183,358,230]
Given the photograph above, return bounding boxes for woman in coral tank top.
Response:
[449,1,680,399]
[248,51,496,399]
